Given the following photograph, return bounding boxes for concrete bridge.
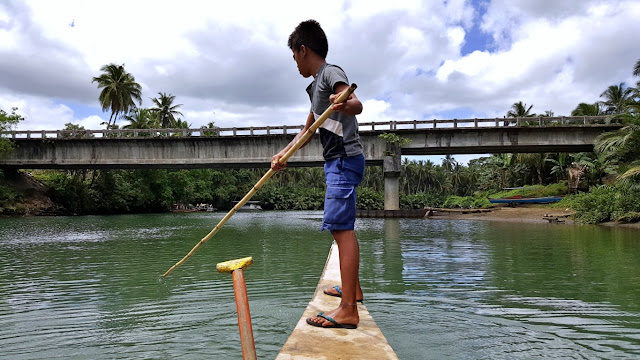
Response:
[0,116,621,209]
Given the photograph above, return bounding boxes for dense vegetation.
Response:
[1,60,639,224]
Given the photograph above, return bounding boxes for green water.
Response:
[1,212,639,359]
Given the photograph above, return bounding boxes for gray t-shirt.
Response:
[306,63,363,160]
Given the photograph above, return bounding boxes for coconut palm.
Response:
[618,163,640,187]
[599,82,634,114]
[516,153,548,185]
[173,118,191,129]
[595,123,640,162]
[92,63,142,129]
[485,154,516,190]
[595,112,640,187]
[150,92,184,128]
[547,153,571,182]
[122,108,159,129]
[507,101,535,118]
[634,58,640,77]
[571,102,602,116]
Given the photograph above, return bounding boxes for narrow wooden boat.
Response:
[488,196,563,204]
[276,243,398,359]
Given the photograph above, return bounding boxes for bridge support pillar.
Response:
[383,149,401,211]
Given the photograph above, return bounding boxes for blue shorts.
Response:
[321,154,365,232]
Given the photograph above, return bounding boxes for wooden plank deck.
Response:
[276,243,398,360]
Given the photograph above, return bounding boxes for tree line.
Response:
[1,60,640,223]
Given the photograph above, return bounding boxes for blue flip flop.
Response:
[323,285,364,302]
[306,312,358,329]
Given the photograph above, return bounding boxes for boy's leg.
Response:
[307,229,360,327]
[323,281,363,301]
[334,229,360,305]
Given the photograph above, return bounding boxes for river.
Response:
[1,211,639,359]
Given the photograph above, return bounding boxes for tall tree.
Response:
[150,92,184,128]
[122,108,159,129]
[571,102,602,116]
[595,113,640,186]
[599,82,634,114]
[0,107,24,155]
[507,101,535,118]
[516,153,548,185]
[633,58,640,77]
[92,63,142,129]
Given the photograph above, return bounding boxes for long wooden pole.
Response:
[162,83,357,277]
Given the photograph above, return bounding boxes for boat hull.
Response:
[488,196,563,204]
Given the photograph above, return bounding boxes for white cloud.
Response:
[0,0,638,136]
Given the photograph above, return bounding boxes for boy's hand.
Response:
[329,84,362,115]
[329,91,352,112]
[271,153,287,171]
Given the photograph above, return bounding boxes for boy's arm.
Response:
[330,82,362,116]
[271,112,315,171]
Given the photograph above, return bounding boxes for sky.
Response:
[1,0,640,164]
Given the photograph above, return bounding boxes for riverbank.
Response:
[0,170,63,216]
[428,204,640,230]
[427,204,575,223]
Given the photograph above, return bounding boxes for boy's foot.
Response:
[306,304,359,329]
[323,285,363,302]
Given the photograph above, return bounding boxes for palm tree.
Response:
[599,82,634,114]
[122,108,159,129]
[571,102,602,116]
[516,153,548,185]
[595,113,640,186]
[547,153,571,182]
[92,63,142,129]
[485,154,515,190]
[150,92,184,128]
[507,101,535,118]
[173,118,191,129]
[633,58,640,77]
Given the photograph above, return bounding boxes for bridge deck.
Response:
[0,117,623,170]
[276,243,398,359]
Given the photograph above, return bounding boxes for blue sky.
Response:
[1,0,640,165]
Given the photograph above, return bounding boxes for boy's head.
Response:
[288,20,328,59]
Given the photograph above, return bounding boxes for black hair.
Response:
[287,19,328,58]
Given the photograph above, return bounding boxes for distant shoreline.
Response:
[427,205,640,230]
[3,202,640,230]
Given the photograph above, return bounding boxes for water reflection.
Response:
[361,220,640,359]
[1,213,639,359]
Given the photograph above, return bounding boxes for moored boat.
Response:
[488,196,563,204]
[234,200,262,211]
[170,204,198,213]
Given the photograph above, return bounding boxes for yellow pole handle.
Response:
[162,83,357,277]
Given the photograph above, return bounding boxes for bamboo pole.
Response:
[162,83,357,277]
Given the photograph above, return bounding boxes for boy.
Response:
[271,19,364,329]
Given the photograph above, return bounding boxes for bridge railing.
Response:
[1,116,610,139]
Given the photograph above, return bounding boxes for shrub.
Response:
[400,192,446,209]
[356,187,384,210]
[442,195,492,209]
[488,182,568,199]
[257,185,324,210]
[560,186,618,224]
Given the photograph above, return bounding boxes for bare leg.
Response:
[308,229,360,327]
[323,281,363,301]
